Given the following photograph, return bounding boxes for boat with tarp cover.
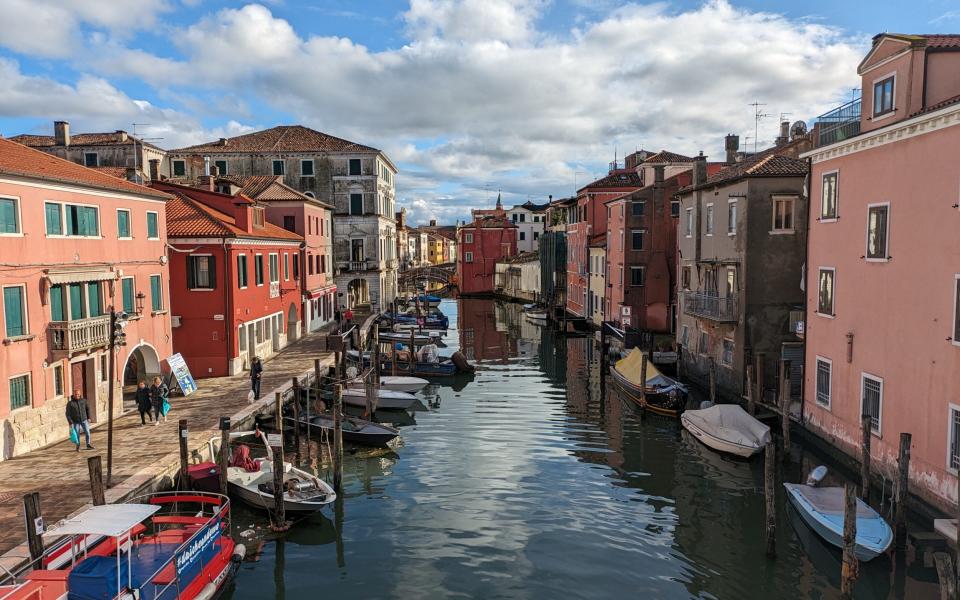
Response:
[610,348,688,417]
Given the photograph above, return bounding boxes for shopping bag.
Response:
[161,400,171,416]
[69,426,79,445]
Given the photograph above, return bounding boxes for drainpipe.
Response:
[223,238,234,373]
[800,156,812,424]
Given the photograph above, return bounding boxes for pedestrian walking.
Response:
[150,376,169,425]
[65,390,93,451]
[250,356,263,400]
[135,381,152,425]
[344,307,354,328]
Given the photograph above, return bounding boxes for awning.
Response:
[305,284,337,299]
[44,504,159,538]
[46,270,115,285]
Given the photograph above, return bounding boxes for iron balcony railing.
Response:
[817,97,861,146]
[681,291,738,322]
[49,316,111,356]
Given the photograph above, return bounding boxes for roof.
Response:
[518,200,550,212]
[461,215,516,229]
[501,251,539,264]
[588,233,606,248]
[173,125,381,155]
[153,181,304,241]
[578,170,643,192]
[0,138,170,199]
[220,175,333,209]
[910,92,960,117]
[678,153,808,193]
[605,169,699,204]
[872,33,960,49]
[552,196,577,206]
[45,504,160,538]
[9,131,164,151]
[92,166,132,180]
[642,150,694,164]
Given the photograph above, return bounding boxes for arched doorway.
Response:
[122,344,161,412]
[348,278,369,308]
[287,303,299,343]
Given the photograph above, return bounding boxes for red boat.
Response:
[0,491,244,600]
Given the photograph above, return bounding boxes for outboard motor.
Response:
[805,465,828,487]
[451,351,475,373]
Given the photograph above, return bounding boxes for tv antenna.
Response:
[749,102,770,154]
[132,123,164,181]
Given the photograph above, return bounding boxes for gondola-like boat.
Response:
[609,348,688,417]
[0,492,244,600]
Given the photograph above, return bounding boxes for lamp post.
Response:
[135,291,146,316]
[106,309,129,486]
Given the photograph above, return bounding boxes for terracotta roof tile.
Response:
[579,170,643,192]
[679,153,808,193]
[0,138,169,199]
[172,125,380,154]
[91,166,132,179]
[642,150,694,164]
[910,92,960,117]
[9,132,162,151]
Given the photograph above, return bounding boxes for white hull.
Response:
[784,483,892,561]
[341,387,417,409]
[228,464,335,514]
[375,376,429,393]
[681,414,762,457]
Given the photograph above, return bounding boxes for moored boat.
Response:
[291,414,400,447]
[610,348,688,417]
[340,386,419,410]
[348,375,429,393]
[681,404,771,457]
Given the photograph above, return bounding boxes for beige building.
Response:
[588,237,606,327]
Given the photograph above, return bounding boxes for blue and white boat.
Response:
[784,467,893,562]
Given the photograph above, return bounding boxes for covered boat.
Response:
[292,414,400,447]
[681,404,771,457]
[610,348,687,416]
[340,386,419,410]
[348,375,428,393]
[0,492,243,600]
[784,480,893,561]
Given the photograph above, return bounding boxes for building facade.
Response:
[802,33,960,512]
[0,138,172,459]
[588,238,606,327]
[506,201,549,253]
[457,216,517,295]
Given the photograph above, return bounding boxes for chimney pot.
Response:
[115,130,128,142]
[776,121,790,146]
[211,165,220,177]
[219,138,228,146]
[198,175,214,191]
[724,134,740,165]
[654,165,665,183]
[148,159,160,182]
[693,153,708,187]
[430,219,437,227]
[54,121,70,147]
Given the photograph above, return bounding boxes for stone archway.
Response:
[287,303,299,342]
[348,278,370,308]
[122,343,161,411]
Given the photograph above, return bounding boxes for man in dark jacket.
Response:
[150,376,169,425]
[135,381,152,425]
[65,390,93,451]
[250,357,263,400]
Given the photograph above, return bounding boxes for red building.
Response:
[457,216,517,295]
[151,180,303,377]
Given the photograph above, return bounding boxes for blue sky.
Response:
[0,0,956,224]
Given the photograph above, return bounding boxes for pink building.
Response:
[0,138,173,459]
[457,216,517,295]
[803,33,960,511]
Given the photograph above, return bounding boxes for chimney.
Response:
[235,205,253,233]
[654,165,665,184]
[54,121,70,146]
[211,165,220,178]
[148,159,160,182]
[430,219,437,227]
[693,151,707,187]
[115,130,128,143]
[776,121,790,146]
[203,156,211,176]
[125,167,138,182]
[198,175,214,191]
[724,134,739,165]
[219,138,228,146]
[548,194,553,202]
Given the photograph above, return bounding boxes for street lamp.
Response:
[135,292,146,316]
[106,310,129,486]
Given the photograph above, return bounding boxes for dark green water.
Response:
[224,298,939,599]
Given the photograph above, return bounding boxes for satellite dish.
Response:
[790,121,808,139]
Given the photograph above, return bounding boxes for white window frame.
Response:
[149,274,164,312]
[948,403,960,473]
[464,251,473,263]
[820,170,839,222]
[817,267,836,318]
[2,283,29,338]
[172,159,186,177]
[273,160,285,176]
[685,207,693,238]
[120,275,137,313]
[269,253,280,284]
[237,254,248,289]
[860,372,884,436]
[283,253,290,281]
[8,372,32,412]
[0,195,23,237]
[301,159,315,177]
[954,274,960,347]
[871,71,896,121]
[705,203,714,236]
[255,253,264,287]
[464,232,474,244]
[116,208,132,240]
[630,266,645,287]
[187,254,215,291]
[771,195,797,234]
[44,200,64,238]
[51,363,65,399]
[631,229,645,251]
[727,199,737,235]
[815,356,832,409]
[83,152,99,168]
[865,202,891,262]
[721,338,734,366]
[145,210,160,240]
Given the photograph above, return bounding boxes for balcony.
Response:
[339,259,375,273]
[49,316,111,357]
[816,97,861,146]
[681,291,738,323]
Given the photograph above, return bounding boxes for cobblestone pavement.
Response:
[0,332,333,559]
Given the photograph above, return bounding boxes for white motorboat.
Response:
[341,386,419,410]
[348,375,428,393]
[525,310,548,322]
[681,403,770,457]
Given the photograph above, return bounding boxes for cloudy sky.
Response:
[0,0,955,224]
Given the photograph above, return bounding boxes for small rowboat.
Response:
[380,330,442,345]
[681,404,771,457]
[610,348,687,417]
[291,414,399,447]
[340,386,419,410]
[784,467,893,561]
[348,375,428,393]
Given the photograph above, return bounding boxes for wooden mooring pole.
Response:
[270,438,288,531]
[841,483,859,598]
[87,455,105,506]
[178,419,189,489]
[894,432,912,549]
[409,330,416,371]
[746,365,756,416]
[23,492,44,562]
[860,415,872,503]
[332,384,344,494]
[676,343,683,379]
[219,417,230,496]
[779,359,791,462]
[708,358,716,404]
[291,378,302,463]
[755,353,765,405]
[275,392,284,439]
[764,442,776,557]
[640,354,648,407]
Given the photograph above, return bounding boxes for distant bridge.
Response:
[399,264,456,287]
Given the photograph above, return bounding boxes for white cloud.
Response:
[403,0,549,44]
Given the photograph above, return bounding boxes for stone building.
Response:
[169,125,398,311]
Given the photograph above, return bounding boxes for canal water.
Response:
[225,298,939,599]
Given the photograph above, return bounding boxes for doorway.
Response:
[69,358,97,422]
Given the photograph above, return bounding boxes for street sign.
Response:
[266,433,282,447]
[166,353,198,397]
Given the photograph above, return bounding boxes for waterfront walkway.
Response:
[0,332,334,561]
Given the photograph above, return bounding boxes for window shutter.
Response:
[3,287,23,336]
[50,285,65,321]
[187,257,196,289]
[208,256,217,289]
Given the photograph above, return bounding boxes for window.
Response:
[816,357,832,408]
[253,208,265,228]
[187,255,216,290]
[861,374,883,434]
[121,277,135,313]
[681,266,691,290]
[818,268,835,316]
[772,196,795,232]
[821,172,838,220]
[631,201,645,217]
[698,330,708,354]
[293,255,299,279]
[45,202,62,235]
[873,75,894,117]
[150,275,163,311]
[680,325,689,347]
[284,253,290,280]
[65,205,99,237]
[671,200,680,218]
[304,191,315,198]
[533,232,539,241]
[273,160,285,176]
[86,282,102,317]
[954,275,960,345]
[349,159,361,176]
[0,197,20,235]
[727,201,737,235]
[209,160,226,176]
[520,213,526,223]
[512,214,518,222]
[866,204,890,260]
[52,364,64,398]
[255,255,264,286]
[146,211,159,239]
[301,159,314,177]
[83,152,98,168]
[9,374,30,410]
[117,209,131,238]
[464,232,473,244]
[519,231,526,241]
[283,216,295,232]
[950,406,960,471]
[630,266,645,287]
[3,286,27,337]
[67,283,85,320]
[721,339,734,365]
[320,255,326,274]
[308,254,314,275]
[100,355,107,382]
[705,204,714,235]
[237,255,248,288]
[172,160,186,177]
[685,208,693,237]
[350,194,363,215]
[631,230,644,251]
[465,252,474,263]
[269,254,279,283]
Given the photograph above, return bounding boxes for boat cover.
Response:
[683,404,771,448]
[614,348,687,392]
[792,485,874,517]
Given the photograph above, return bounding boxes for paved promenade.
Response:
[0,332,334,562]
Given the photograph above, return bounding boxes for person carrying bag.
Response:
[150,376,170,425]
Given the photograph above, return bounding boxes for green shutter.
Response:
[45,203,62,235]
[122,279,135,313]
[3,287,25,337]
[87,282,101,317]
[147,213,158,238]
[69,283,85,320]
[0,199,18,234]
[173,161,186,177]
[50,285,65,321]
[9,376,29,410]
[186,257,197,289]
[150,275,162,311]
[117,210,130,238]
